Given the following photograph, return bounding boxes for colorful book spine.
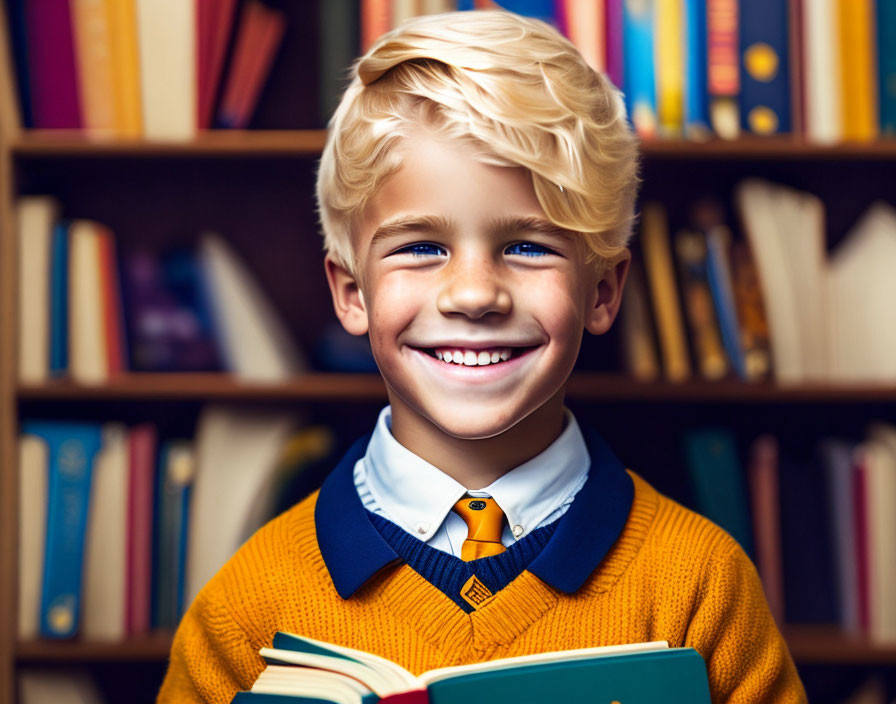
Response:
[706,0,739,139]
[738,0,791,135]
[126,423,157,635]
[880,0,896,135]
[622,0,657,138]
[604,0,625,90]
[105,0,143,136]
[22,421,103,639]
[704,226,747,380]
[838,0,877,141]
[655,0,683,136]
[71,0,117,134]
[730,240,772,380]
[748,435,784,624]
[24,0,83,128]
[682,0,710,138]
[49,222,69,377]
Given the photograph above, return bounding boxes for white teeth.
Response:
[430,347,516,366]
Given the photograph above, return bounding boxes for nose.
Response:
[436,256,512,319]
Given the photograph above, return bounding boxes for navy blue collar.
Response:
[314,421,634,599]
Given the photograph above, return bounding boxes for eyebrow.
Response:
[369,214,570,248]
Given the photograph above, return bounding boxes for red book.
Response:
[706,0,739,138]
[197,0,238,129]
[25,0,82,127]
[126,423,156,636]
[216,0,286,129]
[853,450,870,634]
[361,0,391,53]
[747,434,784,624]
[96,226,126,376]
[788,0,806,136]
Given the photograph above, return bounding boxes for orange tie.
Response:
[453,497,507,561]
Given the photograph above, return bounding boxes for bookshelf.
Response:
[2,4,896,704]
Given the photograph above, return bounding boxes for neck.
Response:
[388,391,567,489]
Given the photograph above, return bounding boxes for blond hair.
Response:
[316,10,639,273]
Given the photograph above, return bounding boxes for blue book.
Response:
[5,0,34,127]
[49,222,69,376]
[738,0,791,135]
[487,1,556,23]
[704,228,747,380]
[22,421,103,639]
[879,0,896,135]
[683,0,709,137]
[233,633,711,703]
[622,0,657,137]
[684,430,754,558]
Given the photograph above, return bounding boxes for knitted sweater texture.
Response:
[157,472,806,704]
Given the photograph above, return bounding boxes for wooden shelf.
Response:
[14,627,896,664]
[8,130,896,160]
[9,129,328,158]
[16,372,896,403]
[16,634,173,662]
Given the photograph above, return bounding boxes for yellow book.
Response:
[106,0,143,137]
[838,0,877,141]
[72,0,118,135]
[640,203,691,381]
[656,0,684,136]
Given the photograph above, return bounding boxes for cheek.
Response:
[366,275,424,338]
[525,273,587,335]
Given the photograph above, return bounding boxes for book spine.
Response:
[71,0,117,133]
[730,240,772,380]
[853,450,870,633]
[704,227,747,380]
[604,0,625,89]
[24,422,104,638]
[105,0,143,136]
[655,0,683,136]
[49,222,69,376]
[683,0,709,138]
[738,0,791,135]
[838,0,877,141]
[622,0,657,138]
[25,0,83,127]
[880,0,896,135]
[564,0,605,74]
[126,423,157,635]
[803,0,841,143]
[706,0,739,138]
[748,434,784,624]
[788,0,806,136]
[6,0,34,127]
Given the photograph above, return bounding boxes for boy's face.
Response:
[326,134,628,442]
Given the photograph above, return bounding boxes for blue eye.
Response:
[506,242,555,257]
[394,242,446,257]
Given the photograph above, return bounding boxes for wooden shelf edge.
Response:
[13,627,896,664]
[16,373,896,403]
[9,130,896,160]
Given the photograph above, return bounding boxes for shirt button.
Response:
[416,522,429,535]
[512,525,524,538]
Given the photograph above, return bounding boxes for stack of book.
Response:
[352,0,896,141]
[622,188,896,385]
[16,196,305,384]
[5,0,287,137]
[682,425,896,644]
[17,407,333,642]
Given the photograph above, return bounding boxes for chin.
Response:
[425,406,535,441]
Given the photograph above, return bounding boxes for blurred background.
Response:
[1,0,895,702]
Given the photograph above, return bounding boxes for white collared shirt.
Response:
[353,406,590,557]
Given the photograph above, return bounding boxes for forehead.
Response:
[356,134,549,244]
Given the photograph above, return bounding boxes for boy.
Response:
[158,11,806,703]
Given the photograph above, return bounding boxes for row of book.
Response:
[17,406,335,642]
[357,0,896,142]
[5,0,286,138]
[16,196,306,384]
[622,185,896,383]
[684,424,896,643]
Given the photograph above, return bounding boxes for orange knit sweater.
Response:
[157,472,806,703]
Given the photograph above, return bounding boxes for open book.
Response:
[232,632,712,704]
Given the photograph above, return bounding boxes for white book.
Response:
[18,435,47,640]
[135,0,196,139]
[185,406,298,607]
[68,221,108,384]
[18,669,104,704]
[827,202,896,382]
[83,424,128,641]
[803,0,842,144]
[17,196,59,384]
[199,232,306,382]
[735,180,827,383]
[862,425,896,643]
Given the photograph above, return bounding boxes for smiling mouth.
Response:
[415,346,538,367]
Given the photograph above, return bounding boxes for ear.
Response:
[324,254,369,336]
[585,251,631,335]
